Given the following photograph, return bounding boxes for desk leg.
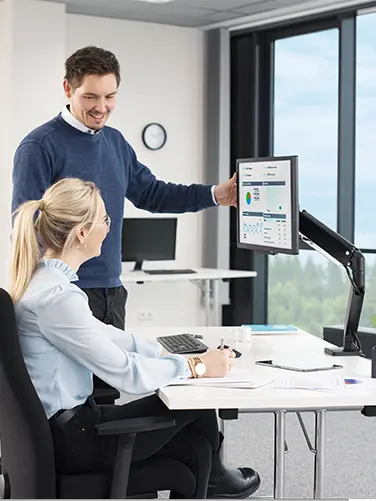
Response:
[313,410,326,499]
[204,279,211,326]
[212,279,220,327]
[274,410,286,499]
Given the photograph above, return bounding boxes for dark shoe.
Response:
[207,467,260,499]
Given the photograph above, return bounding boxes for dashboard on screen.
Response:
[236,156,299,255]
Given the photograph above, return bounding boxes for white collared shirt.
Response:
[61,105,97,135]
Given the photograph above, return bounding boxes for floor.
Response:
[156,408,376,499]
[0,403,374,499]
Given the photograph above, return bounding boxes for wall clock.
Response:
[142,123,167,150]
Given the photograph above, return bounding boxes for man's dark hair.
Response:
[64,46,121,88]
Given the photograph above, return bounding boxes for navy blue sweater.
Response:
[12,113,215,288]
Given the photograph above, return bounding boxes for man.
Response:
[11,46,260,499]
[12,45,237,329]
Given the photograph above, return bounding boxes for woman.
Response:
[10,178,260,499]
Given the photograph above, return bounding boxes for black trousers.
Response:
[82,286,128,330]
[50,395,218,498]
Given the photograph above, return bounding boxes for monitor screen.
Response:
[236,156,299,254]
[122,218,177,268]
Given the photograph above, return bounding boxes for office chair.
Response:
[93,382,121,405]
[0,288,196,499]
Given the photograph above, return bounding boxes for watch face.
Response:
[142,123,167,150]
[195,362,206,377]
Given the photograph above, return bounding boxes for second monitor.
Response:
[121,217,195,274]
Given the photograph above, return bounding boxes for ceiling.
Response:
[16,0,370,28]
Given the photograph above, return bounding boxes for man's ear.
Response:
[63,80,73,99]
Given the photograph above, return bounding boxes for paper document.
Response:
[170,368,274,389]
[274,368,345,390]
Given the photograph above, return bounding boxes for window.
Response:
[274,30,338,229]
[269,254,351,335]
[356,12,376,327]
[268,29,345,337]
[230,14,374,332]
[360,253,376,327]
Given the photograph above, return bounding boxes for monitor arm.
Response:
[299,210,365,357]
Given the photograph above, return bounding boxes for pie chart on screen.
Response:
[246,192,251,205]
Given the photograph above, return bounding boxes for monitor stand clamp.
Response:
[361,346,376,417]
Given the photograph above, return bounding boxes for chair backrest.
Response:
[0,288,56,498]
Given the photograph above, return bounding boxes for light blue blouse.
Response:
[15,258,190,419]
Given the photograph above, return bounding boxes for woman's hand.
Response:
[200,348,235,378]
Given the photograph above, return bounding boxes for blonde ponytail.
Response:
[9,201,42,303]
[9,178,101,303]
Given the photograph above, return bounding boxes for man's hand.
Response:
[214,173,237,207]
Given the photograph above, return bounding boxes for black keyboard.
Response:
[144,269,196,275]
[157,333,208,354]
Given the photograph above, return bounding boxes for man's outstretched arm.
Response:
[125,143,237,213]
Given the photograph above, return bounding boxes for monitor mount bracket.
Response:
[299,210,365,357]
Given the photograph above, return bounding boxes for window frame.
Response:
[227,8,375,326]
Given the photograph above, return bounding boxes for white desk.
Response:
[121,267,257,326]
[134,326,376,499]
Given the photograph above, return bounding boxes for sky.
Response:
[273,12,376,251]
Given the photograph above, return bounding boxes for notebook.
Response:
[242,324,298,333]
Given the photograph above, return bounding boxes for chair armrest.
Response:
[95,416,175,498]
[93,387,121,405]
[94,416,175,436]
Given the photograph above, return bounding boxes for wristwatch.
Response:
[192,357,206,378]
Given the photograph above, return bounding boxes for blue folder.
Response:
[241,324,298,332]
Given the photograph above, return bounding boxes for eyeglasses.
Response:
[93,214,111,229]
[103,214,111,228]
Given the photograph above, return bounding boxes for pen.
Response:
[220,337,224,350]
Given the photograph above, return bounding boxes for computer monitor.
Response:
[236,156,299,255]
[235,155,366,358]
[122,218,177,271]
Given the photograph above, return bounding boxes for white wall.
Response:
[0,0,66,288]
[66,15,206,327]
[0,1,12,289]
[1,2,207,326]
[10,2,66,143]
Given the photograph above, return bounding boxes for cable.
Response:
[341,264,364,353]
[343,264,362,295]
